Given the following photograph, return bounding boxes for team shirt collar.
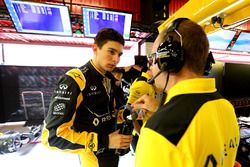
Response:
[165,78,217,103]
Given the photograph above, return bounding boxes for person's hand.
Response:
[131,94,160,114]
[108,130,132,149]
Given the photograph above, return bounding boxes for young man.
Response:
[132,18,240,167]
[42,28,132,167]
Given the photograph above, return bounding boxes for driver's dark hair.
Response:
[94,28,125,48]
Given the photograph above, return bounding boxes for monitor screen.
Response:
[4,0,72,36]
[231,32,250,53]
[223,63,250,99]
[207,29,236,50]
[82,7,132,40]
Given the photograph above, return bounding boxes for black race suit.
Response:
[42,60,122,167]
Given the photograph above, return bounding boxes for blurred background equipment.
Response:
[0,125,41,154]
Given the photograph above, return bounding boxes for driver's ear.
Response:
[92,44,98,54]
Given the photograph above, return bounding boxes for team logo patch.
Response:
[52,102,66,116]
[87,85,101,96]
[93,118,99,126]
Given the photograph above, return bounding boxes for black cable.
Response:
[159,73,169,107]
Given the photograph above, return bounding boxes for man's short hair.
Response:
[94,28,125,48]
[160,19,209,75]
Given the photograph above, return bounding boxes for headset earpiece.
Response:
[156,40,184,72]
[156,18,189,73]
[167,18,189,33]
[204,51,215,76]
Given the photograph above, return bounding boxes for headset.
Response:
[156,18,188,73]
[156,18,215,75]
[204,51,215,76]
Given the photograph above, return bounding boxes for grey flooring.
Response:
[0,122,135,167]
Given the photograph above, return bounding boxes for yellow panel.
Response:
[205,5,250,34]
[158,0,250,34]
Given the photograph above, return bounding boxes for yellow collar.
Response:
[166,78,217,103]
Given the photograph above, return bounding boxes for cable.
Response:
[159,73,169,107]
[147,70,163,84]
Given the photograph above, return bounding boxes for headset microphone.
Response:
[147,70,163,84]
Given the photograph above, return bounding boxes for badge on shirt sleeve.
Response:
[52,101,66,116]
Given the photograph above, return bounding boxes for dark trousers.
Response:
[131,134,139,153]
[97,151,119,167]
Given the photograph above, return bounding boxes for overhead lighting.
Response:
[198,0,244,25]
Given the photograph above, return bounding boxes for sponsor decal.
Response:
[54,90,72,95]
[88,142,95,150]
[59,84,68,90]
[88,133,95,151]
[96,148,105,155]
[93,118,99,126]
[52,102,66,116]
[92,115,112,126]
[87,91,102,96]
[90,85,97,91]
[55,96,70,101]
[68,71,83,81]
[55,83,72,95]
[101,115,111,123]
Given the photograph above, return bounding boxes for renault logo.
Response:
[93,118,99,126]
